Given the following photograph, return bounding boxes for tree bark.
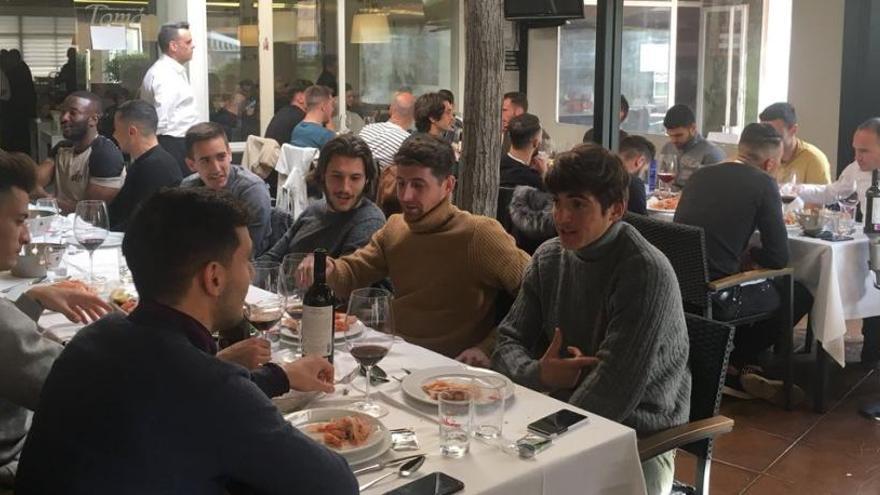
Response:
[455,0,504,217]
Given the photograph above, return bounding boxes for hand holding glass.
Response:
[246,261,284,346]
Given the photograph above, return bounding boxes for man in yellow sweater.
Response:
[300,134,530,367]
[760,102,831,185]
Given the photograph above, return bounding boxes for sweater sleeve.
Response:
[215,372,358,494]
[0,298,63,410]
[568,253,684,425]
[468,217,530,354]
[249,362,290,398]
[749,177,789,269]
[491,258,547,392]
[241,181,273,258]
[331,226,390,298]
[336,208,386,257]
[257,214,306,263]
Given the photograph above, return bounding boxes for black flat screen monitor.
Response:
[504,0,585,21]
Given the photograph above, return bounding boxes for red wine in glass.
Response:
[248,313,282,332]
[781,195,797,204]
[350,344,390,368]
[658,172,676,184]
[79,237,106,252]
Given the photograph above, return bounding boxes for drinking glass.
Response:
[36,198,61,241]
[779,174,799,206]
[246,261,284,346]
[73,200,109,283]
[345,287,395,418]
[472,376,507,441]
[656,154,677,197]
[279,253,309,327]
[439,388,473,458]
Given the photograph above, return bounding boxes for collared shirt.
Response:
[774,138,832,185]
[140,54,199,137]
[660,133,727,189]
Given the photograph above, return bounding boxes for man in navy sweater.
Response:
[15,188,357,495]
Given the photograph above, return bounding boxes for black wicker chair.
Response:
[638,314,736,495]
[624,213,796,409]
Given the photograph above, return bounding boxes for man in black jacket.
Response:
[16,188,357,495]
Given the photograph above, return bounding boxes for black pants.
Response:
[862,316,880,362]
[713,280,813,366]
[157,135,190,178]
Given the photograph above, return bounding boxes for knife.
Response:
[351,453,425,476]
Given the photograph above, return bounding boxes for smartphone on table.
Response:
[383,472,464,495]
[526,409,589,438]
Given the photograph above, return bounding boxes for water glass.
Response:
[439,389,473,458]
[472,376,507,441]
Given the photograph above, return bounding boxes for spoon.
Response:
[358,454,425,492]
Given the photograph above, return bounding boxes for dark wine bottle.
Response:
[301,249,335,363]
[866,170,880,235]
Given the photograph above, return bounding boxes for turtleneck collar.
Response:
[407,197,456,233]
[573,221,624,262]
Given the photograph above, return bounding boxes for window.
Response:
[0,15,75,78]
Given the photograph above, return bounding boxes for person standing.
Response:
[141,22,199,178]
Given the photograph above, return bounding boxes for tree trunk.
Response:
[455,0,504,217]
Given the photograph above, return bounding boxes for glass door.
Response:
[697,4,748,134]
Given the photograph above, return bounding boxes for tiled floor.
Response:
[674,320,880,494]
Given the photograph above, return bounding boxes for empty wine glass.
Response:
[73,200,109,283]
[247,261,284,346]
[345,287,395,418]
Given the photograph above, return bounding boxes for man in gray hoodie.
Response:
[0,152,111,487]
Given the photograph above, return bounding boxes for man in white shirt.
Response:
[797,117,880,366]
[140,21,199,177]
[358,91,414,169]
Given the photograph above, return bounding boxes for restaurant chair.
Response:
[638,314,735,495]
[276,144,318,219]
[623,213,796,410]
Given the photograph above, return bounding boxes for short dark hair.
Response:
[123,188,251,304]
[508,113,542,149]
[116,99,158,136]
[0,151,37,196]
[185,122,229,159]
[759,102,797,128]
[438,89,455,105]
[503,92,528,112]
[738,123,782,164]
[414,93,446,133]
[619,135,655,164]
[67,90,103,115]
[620,95,630,120]
[287,79,312,100]
[663,104,696,129]
[158,21,189,53]
[394,133,455,180]
[857,117,880,138]
[304,85,332,110]
[316,134,379,200]
[545,144,629,213]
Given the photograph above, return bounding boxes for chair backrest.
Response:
[683,313,735,458]
[264,207,295,256]
[623,212,712,314]
[277,144,319,219]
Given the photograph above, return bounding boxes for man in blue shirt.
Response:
[290,85,335,149]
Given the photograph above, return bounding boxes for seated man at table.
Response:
[290,85,335,149]
[492,144,691,495]
[0,151,111,487]
[181,122,272,257]
[108,99,183,231]
[359,91,415,170]
[258,133,385,262]
[34,91,125,213]
[14,188,356,495]
[298,134,530,367]
[759,102,831,185]
[675,123,812,405]
[414,92,455,140]
[660,104,726,189]
[797,117,880,366]
[618,135,655,215]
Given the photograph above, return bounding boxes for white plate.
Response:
[281,319,364,341]
[646,196,678,213]
[400,366,516,406]
[286,408,391,465]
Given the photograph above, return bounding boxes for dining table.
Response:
[2,232,649,495]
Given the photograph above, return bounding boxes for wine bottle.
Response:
[866,170,880,235]
[301,249,335,363]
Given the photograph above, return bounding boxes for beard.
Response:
[62,120,89,141]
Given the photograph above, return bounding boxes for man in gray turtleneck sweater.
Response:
[493,144,691,495]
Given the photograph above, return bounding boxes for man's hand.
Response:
[538,328,599,390]
[455,347,491,368]
[294,254,336,289]
[27,285,112,324]
[217,337,271,370]
[282,355,335,393]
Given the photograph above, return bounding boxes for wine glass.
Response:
[345,287,395,418]
[246,261,284,347]
[35,198,61,241]
[657,154,677,197]
[279,253,309,343]
[780,173,799,206]
[836,179,859,234]
[73,200,109,283]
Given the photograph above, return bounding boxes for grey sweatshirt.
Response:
[493,222,691,436]
[0,295,62,484]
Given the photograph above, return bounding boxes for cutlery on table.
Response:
[358,455,425,492]
[351,453,424,476]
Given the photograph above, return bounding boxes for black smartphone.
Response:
[526,409,589,438]
[383,472,465,495]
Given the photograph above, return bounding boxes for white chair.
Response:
[275,144,319,220]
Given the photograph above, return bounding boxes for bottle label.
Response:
[873,203,880,228]
[301,305,333,357]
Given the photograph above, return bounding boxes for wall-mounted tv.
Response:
[504,0,585,21]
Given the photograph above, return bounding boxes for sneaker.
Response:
[740,371,805,407]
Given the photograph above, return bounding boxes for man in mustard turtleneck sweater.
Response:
[300,134,529,367]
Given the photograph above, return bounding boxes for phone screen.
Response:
[527,409,589,437]
[384,472,465,495]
